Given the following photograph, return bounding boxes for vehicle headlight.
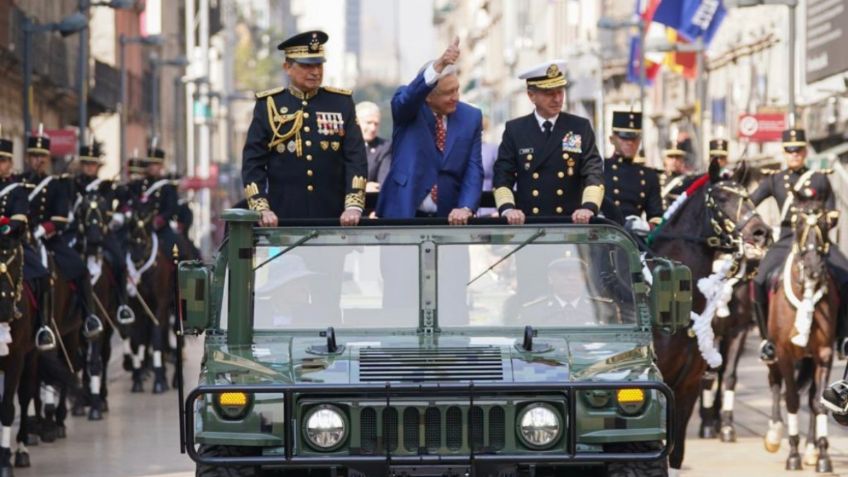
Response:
[304,405,347,451]
[582,390,612,408]
[517,403,562,449]
[616,388,647,415]
[216,392,251,420]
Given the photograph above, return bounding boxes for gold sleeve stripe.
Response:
[581,184,604,208]
[494,187,515,209]
[244,182,260,198]
[10,214,27,222]
[51,216,69,223]
[247,197,270,212]
[345,192,366,209]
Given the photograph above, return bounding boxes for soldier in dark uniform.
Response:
[71,141,134,323]
[751,128,848,362]
[603,111,662,233]
[518,257,620,326]
[242,30,368,227]
[128,146,180,255]
[659,139,697,210]
[22,131,101,337]
[493,60,604,224]
[709,138,730,171]
[0,138,30,322]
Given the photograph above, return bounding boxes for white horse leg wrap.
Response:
[153,350,163,368]
[788,413,800,436]
[702,389,716,409]
[722,391,735,412]
[26,401,35,417]
[132,345,146,369]
[43,386,56,406]
[817,413,828,438]
[1,426,11,448]
[122,338,132,356]
[16,443,26,454]
[90,376,101,396]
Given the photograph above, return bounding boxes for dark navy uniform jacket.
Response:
[660,171,698,210]
[492,112,605,217]
[603,154,662,223]
[242,85,368,218]
[750,166,835,240]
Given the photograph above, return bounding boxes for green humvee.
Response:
[178,210,691,477]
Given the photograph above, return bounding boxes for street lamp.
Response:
[729,0,799,127]
[21,12,88,137]
[597,16,646,116]
[76,0,135,147]
[149,54,189,135]
[118,34,164,171]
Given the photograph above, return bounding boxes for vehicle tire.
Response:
[196,445,260,477]
[604,441,668,477]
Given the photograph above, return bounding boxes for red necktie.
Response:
[434,114,446,153]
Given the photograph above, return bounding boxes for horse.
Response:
[698,167,769,443]
[126,202,174,394]
[762,198,840,472]
[650,160,771,470]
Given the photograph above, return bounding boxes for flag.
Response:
[626,0,663,85]
[654,0,726,46]
[663,28,697,79]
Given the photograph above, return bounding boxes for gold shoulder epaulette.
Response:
[255,86,286,99]
[322,86,352,96]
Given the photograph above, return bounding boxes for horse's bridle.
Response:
[78,192,108,252]
[129,213,154,269]
[705,182,759,251]
[793,210,830,255]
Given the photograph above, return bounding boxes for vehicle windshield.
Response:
[219,226,640,330]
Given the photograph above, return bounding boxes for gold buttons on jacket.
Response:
[556,206,563,213]
[305,140,312,147]
[532,190,539,197]
[614,189,620,195]
[556,189,563,196]
[614,200,621,206]
[526,154,534,161]
[307,155,313,161]
[532,207,539,215]
[307,185,314,192]
[303,112,310,119]
[640,179,646,185]
[640,192,645,198]
[302,101,308,107]
[557,171,565,178]
[307,170,314,177]
[532,172,539,179]
[304,126,311,133]
[562,153,569,159]
[613,176,619,182]
[612,164,619,171]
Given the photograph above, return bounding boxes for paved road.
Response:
[15,333,848,476]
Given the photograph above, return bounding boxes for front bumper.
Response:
[182,381,675,469]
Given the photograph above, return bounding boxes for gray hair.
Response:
[356,101,380,119]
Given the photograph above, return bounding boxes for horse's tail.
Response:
[795,357,815,392]
[38,351,82,397]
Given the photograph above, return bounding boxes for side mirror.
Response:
[649,259,693,333]
[179,261,210,333]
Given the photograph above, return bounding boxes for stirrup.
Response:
[759,340,777,364]
[35,326,57,351]
[116,304,136,325]
[838,338,848,361]
[822,380,848,414]
[83,314,104,339]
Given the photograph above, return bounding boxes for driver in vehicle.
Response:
[518,256,619,326]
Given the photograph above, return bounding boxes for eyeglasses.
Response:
[784,146,805,154]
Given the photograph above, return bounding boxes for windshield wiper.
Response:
[253,230,319,272]
[467,228,546,286]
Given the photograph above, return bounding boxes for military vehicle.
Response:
[177,210,691,477]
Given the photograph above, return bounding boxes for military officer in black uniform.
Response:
[751,128,848,362]
[493,60,604,224]
[242,30,368,227]
[0,137,30,322]
[603,111,662,232]
[709,138,730,171]
[659,139,696,209]
[22,130,101,337]
[71,141,135,323]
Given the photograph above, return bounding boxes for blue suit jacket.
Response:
[376,71,483,218]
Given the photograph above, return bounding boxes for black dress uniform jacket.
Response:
[492,112,604,216]
[603,154,662,223]
[128,174,180,254]
[22,172,85,280]
[242,86,368,218]
[660,171,697,210]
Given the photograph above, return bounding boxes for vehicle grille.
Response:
[358,404,507,455]
[357,347,505,382]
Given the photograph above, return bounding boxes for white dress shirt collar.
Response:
[534,110,559,132]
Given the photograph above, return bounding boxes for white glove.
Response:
[33,225,46,240]
[109,212,126,231]
[625,215,650,236]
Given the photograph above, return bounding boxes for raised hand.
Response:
[434,37,460,73]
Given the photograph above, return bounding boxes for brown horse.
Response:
[650,162,770,470]
[763,199,839,472]
[126,205,174,394]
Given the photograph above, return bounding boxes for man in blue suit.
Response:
[376,38,483,225]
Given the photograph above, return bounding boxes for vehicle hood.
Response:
[202,332,657,386]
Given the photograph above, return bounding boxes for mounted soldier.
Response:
[659,139,696,210]
[21,128,102,340]
[70,140,135,324]
[751,128,848,363]
[127,143,180,255]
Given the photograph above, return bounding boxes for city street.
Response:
[11,333,848,477]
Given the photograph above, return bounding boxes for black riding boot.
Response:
[753,282,775,363]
